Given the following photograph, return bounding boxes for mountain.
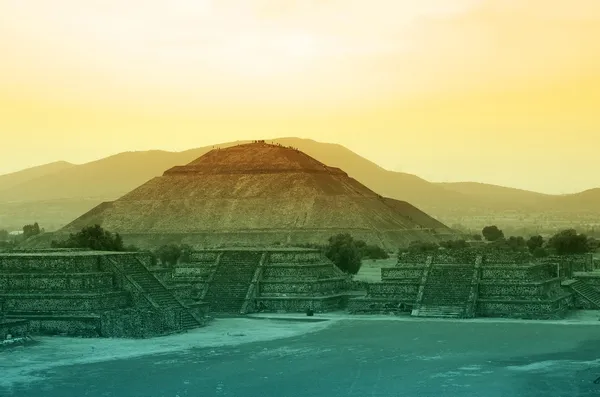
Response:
[1,137,599,231]
[56,141,457,249]
[0,161,75,192]
[436,182,552,207]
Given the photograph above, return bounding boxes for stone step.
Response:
[413,305,465,318]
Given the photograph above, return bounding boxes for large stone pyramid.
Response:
[61,141,456,249]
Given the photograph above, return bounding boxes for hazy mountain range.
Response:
[1,138,598,231]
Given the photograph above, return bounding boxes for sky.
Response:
[1,0,599,194]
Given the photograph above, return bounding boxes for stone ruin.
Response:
[2,247,596,340]
[0,248,350,338]
[0,251,209,338]
[162,248,351,315]
[348,249,590,319]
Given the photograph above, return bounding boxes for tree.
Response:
[324,234,362,275]
[179,244,193,263]
[587,237,599,252]
[407,240,439,253]
[505,236,526,251]
[526,235,544,252]
[354,240,389,259]
[440,239,468,249]
[22,222,41,239]
[51,224,128,251]
[155,244,183,267]
[482,225,504,242]
[547,229,589,255]
[472,234,482,241]
[532,247,549,258]
[0,230,8,241]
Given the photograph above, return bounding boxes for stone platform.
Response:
[348,249,579,320]
[166,248,352,315]
[0,251,209,338]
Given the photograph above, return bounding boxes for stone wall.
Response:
[432,250,480,264]
[480,264,553,282]
[99,308,183,338]
[382,267,425,281]
[542,254,594,274]
[0,251,210,338]
[477,295,571,319]
[255,295,346,312]
[0,255,100,272]
[262,264,334,279]
[174,265,214,277]
[347,298,411,314]
[478,279,563,300]
[268,251,324,264]
[397,252,430,265]
[366,282,419,298]
[482,251,532,265]
[26,315,101,337]
[0,319,30,339]
[398,249,534,267]
[189,251,220,263]
[0,272,115,292]
[2,292,131,313]
[259,278,347,296]
[574,273,600,288]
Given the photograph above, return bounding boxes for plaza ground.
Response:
[2,313,600,397]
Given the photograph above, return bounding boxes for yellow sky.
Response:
[1,0,599,194]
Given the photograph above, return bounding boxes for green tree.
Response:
[51,224,127,251]
[505,236,526,251]
[407,240,439,253]
[354,240,389,259]
[472,234,482,241]
[547,229,589,255]
[440,239,468,249]
[482,225,504,242]
[155,244,183,267]
[22,222,41,239]
[324,234,362,274]
[179,244,193,263]
[526,235,544,252]
[0,229,8,241]
[532,247,549,258]
[587,237,599,252]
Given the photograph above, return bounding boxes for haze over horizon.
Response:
[2,0,599,194]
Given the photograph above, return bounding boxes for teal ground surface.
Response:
[3,319,600,397]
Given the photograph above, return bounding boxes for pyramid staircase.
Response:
[412,264,475,318]
[569,280,600,308]
[113,256,203,329]
[203,251,262,314]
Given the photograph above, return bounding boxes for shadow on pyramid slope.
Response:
[34,141,459,250]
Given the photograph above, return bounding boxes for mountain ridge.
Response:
[0,137,598,231]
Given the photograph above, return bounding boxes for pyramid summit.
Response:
[58,141,457,249]
[178,140,337,174]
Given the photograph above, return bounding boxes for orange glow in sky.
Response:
[1,0,599,193]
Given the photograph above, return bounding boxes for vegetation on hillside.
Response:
[482,225,504,242]
[50,224,136,251]
[293,234,389,275]
[154,244,193,267]
[22,222,42,239]
[405,225,598,257]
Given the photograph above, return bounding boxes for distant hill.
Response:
[0,137,599,231]
[0,161,74,192]
[436,182,552,207]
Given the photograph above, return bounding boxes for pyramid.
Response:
[60,141,457,249]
